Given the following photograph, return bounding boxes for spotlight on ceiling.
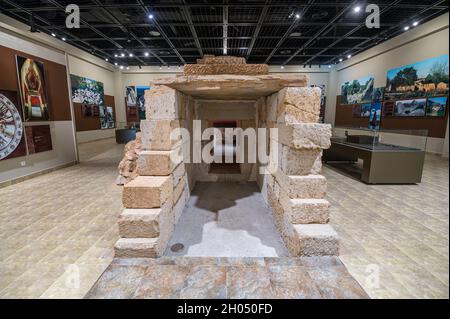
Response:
[62,37,66,41]
[120,65,124,70]
[328,65,332,69]
[404,26,410,31]
[159,65,162,70]
[129,53,133,57]
[347,54,352,59]
[114,54,118,57]
[51,33,56,37]
[114,62,118,66]
[148,14,154,19]
[295,13,301,19]
[144,52,150,57]
[339,58,343,62]
[280,65,285,69]
[105,58,109,62]
[121,53,125,57]
[413,21,419,27]
[354,6,361,13]
[126,66,130,70]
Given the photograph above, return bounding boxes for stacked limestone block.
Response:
[184,54,269,76]
[116,133,142,185]
[114,85,190,258]
[263,87,339,257]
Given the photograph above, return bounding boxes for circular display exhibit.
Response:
[0,93,23,160]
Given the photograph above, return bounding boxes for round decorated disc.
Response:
[0,93,23,160]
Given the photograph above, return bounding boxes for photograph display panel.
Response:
[16,56,49,121]
[341,75,375,105]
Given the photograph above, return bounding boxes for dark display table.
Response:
[323,138,425,184]
[115,128,137,144]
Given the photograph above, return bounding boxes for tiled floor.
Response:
[0,138,124,298]
[325,155,449,299]
[0,138,448,299]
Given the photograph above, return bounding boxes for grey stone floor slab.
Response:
[85,257,369,299]
[165,182,290,257]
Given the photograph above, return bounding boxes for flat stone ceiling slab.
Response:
[151,74,308,100]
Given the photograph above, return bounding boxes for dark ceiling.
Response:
[1,0,448,67]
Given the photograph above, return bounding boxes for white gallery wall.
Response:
[0,21,77,183]
[325,13,450,155]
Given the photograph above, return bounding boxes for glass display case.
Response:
[330,126,428,152]
[324,127,428,184]
[115,122,139,144]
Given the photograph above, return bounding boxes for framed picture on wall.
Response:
[25,125,53,154]
[426,96,447,117]
[394,98,427,117]
[361,103,372,117]
[70,74,105,105]
[385,54,449,101]
[0,90,27,161]
[383,101,395,117]
[352,105,361,118]
[125,86,137,106]
[136,86,150,120]
[369,102,382,130]
[372,87,385,103]
[16,56,50,121]
[340,75,374,105]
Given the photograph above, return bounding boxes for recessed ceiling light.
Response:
[354,6,361,13]
[129,53,133,57]
[339,58,343,62]
[347,54,352,59]
[295,14,300,19]
[51,33,56,37]
[62,37,66,41]
[114,62,118,66]
[148,14,154,19]
[328,65,332,69]
[413,21,419,27]
[105,58,108,62]
[121,53,125,57]
[404,26,410,31]
[144,52,149,57]
[120,65,124,70]
[114,54,118,57]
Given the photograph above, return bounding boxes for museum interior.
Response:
[0,1,448,300]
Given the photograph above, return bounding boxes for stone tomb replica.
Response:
[115,56,338,258]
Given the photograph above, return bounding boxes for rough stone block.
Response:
[276,123,332,150]
[123,176,173,209]
[140,119,182,151]
[272,170,327,199]
[172,162,186,186]
[173,186,189,224]
[114,238,159,258]
[173,174,187,204]
[278,145,322,175]
[280,195,330,224]
[145,85,184,120]
[294,224,339,256]
[183,64,269,76]
[198,56,246,64]
[267,184,298,255]
[277,87,321,124]
[136,149,180,176]
[266,92,278,122]
[118,199,173,238]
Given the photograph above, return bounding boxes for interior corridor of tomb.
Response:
[165,182,290,257]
